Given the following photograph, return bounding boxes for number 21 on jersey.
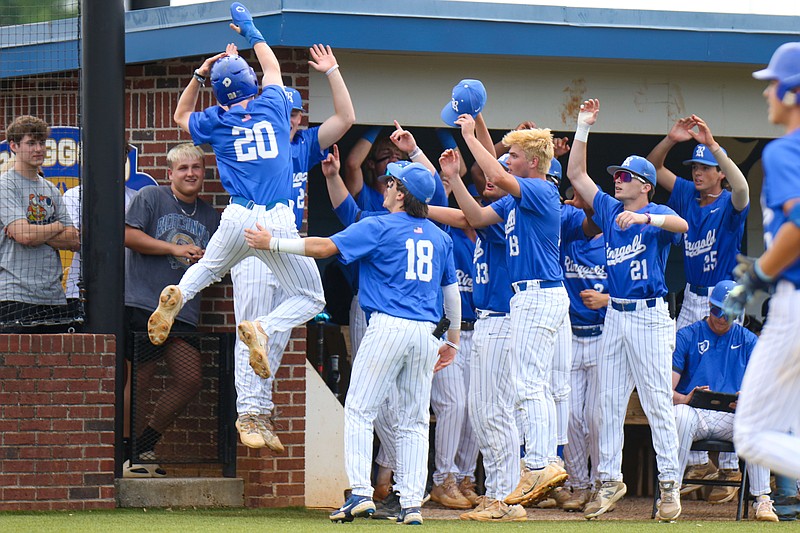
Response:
[233,120,278,161]
[405,238,434,282]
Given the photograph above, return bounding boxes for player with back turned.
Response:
[146,3,325,380]
[243,161,460,526]
[567,99,688,521]
[723,41,800,482]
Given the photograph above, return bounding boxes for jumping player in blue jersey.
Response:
[567,99,688,521]
[724,42,800,482]
[648,115,750,330]
[147,4,325,394]
[433,112,570,508]
[244,161,460,526]
[229,43,355,452]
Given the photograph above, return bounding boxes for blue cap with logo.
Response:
[547,158,562,182]
[284,87,304,111]
[382,161,436,204]
[709,279,737,308]
[497,153,510,170]
[607,155,657,186]
[441,79,487,127]
[682,144,726,167]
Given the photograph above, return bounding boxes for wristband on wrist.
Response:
[649,214,665,227]
[444,340,459,351]
[753,260,774,283]
[408,147,423,159]
[325,64,340,77]
[575,122,591,143]
[644,213,651,225]
[193,70,206,86]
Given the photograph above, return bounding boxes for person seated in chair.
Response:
[672,280,778,521]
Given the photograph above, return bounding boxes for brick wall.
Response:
[0,45,313,509]
[0,334,116,511]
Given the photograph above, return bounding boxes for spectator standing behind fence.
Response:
[0,115,79,333]
[122,143,220,477]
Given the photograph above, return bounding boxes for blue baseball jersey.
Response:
[473,221,513,314]
[448,227,476,322]
[330,212,456,323]
[355,183,388,213]
[490,177,562,283]
[332,193,385,294]
[291,126,327,229]
[189,84,292,205]
[561,205,608,326]
[668,177,748,285]
[672,321,757,394]
[592,192,681,299]
[760,128,800,286]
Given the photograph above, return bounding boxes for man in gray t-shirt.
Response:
[0,115,79,332]
[122,143,220,478]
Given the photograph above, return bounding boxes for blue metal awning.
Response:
[2,0,798,78]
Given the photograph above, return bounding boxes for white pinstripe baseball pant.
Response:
[551,316,573,446]
[511,285,570,470]
[674,404,770,495]
[177,202,324,338]
[231,258,292,416]
[468,313,520,500]
[349,293,368,360]
[346,312,438,509]
[453,330,480,482]
[734,281,800,480]
[596,298,680,482]
[564,331,602,490]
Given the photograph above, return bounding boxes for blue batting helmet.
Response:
[753,42,800,105]
[210,55,259,106]
[709,280,737,308]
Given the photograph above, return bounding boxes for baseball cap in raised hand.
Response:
[382,161,436,204]
[682,144,726,167]
[441,79,487,127]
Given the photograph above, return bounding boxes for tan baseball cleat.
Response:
[257,414,285,454]
[235,413,266,449]
[147,285,183,345]
[505,461,568,506]
[238,320,271,379]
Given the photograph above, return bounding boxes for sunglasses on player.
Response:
[709,305,728,319]
[614,170,648,184]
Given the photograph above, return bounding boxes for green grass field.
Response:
[0,507,792,533]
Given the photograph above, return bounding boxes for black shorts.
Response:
[124,306,199,363]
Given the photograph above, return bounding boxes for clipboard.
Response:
[688,389,738,413]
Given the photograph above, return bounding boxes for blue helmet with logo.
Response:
[210,55,259,106]
[753,42,800,105]
[709,280,737,308]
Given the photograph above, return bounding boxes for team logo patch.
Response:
[223,77,232,87]
[697,340,710,354]
[414,227,423,234]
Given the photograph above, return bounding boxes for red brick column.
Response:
[0,334,116,511]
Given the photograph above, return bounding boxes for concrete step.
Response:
[116,477,244,508]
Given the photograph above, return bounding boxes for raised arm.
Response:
[390,121,436,175]
[173,48,227,132]
[229,2,282,87]
[689,114,749,211]
[646,117,696,193]
[456,114,520,197]
[321,145,350,210]
[309,44,356,149]
[439,148,502,228]
[566,99,601,207]
[244,223,339,258]
[343,126,381,197]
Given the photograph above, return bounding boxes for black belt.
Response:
[512,280,563,293]
[611,298,662,312]
[230,196,289,210]
[688,284,710,296]
[461,320,475,331]
[572,325,603,337]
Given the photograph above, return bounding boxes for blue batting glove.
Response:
[230,2,265,48]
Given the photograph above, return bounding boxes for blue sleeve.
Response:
[591,190,618,234]
[303,127,328,170]
[763,138,800,211]
[667,177,693,217]
[561,205,587,245]
[490,195,513,220]
[517,177,555,215]
[441,234,457,286]
[672,328,690,374]
[477,221,505,244]
[725,197,749,231]
[330,217,382,264]
[188,108,216,145]
[332,195,362,227]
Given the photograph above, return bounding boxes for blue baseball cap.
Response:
[284,87,303,111]
[441,79,487,127]
[497,153,510,170]
[682,144,726,167]
[382,161,436,204]
[607,155,657,186]
[547,158,562,182]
